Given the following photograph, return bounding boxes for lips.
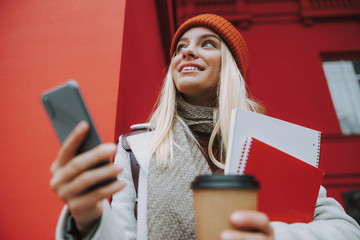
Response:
[179,63,204,72]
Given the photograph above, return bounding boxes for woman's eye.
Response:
[203,41,216,48]
[177,44,186,53]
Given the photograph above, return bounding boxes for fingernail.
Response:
[106,144,116,153]
[115,164,123,171]
[220,231,233,240]
[117,180,126,188]
[76,121,88,132]
[231,212,244,222]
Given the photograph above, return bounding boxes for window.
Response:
[322,59,360,134]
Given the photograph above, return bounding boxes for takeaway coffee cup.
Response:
[191,174,260,240]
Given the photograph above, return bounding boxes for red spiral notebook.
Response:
[234,137,324,223]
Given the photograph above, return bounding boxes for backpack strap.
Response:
[121,128,148,219]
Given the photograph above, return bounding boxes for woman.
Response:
[51,14,360,239]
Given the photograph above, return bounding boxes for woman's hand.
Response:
[220,210,274,240]
[50,121,126,235]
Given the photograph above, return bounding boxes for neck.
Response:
[176,94,215,134]
[180,93,217,107]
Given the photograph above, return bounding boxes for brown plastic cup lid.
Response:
[191,174,260,190]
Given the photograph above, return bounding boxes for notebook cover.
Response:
[225,109,321,175]
[240,137,324,223]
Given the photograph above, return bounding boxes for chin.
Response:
[176,86,196,96]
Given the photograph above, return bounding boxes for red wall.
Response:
[114,0,167,138]
[243,22,360,132]
[0,1,125,239]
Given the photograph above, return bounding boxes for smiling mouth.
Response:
[180,65,203,72]
[182,66,199,71]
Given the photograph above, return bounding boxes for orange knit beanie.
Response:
[170,14,248,78]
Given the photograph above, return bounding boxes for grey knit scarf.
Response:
[176,94,215,134]
[147,97,214,239]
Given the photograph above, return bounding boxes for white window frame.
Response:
[322,60,360,134]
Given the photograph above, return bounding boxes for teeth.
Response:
[182,66,200,71]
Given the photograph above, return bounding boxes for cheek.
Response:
[207,53,221,73]
[215,55,222,73]
[171,67,178,89]
[170,57,180,78]
[170,66,176,78]
[209,58,221,79]
[208,59,221,88]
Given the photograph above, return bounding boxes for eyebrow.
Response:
[179,33,221,43]
[201,34,221,41]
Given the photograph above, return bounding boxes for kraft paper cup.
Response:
[191,174,260,240]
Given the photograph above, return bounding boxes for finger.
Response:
[50,143,116,191]
[51,121,89,173]
[230,211,273,235]
[68,180,126,215]
[221,229,269,240]
[57,164,123,200]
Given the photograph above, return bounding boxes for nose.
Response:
[182,45,199,60]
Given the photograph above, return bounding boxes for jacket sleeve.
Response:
[55,135,137,240]
[271,186,360,240]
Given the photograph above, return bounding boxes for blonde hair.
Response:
[149,41,263,168]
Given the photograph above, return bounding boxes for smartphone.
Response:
[41,80,115,191]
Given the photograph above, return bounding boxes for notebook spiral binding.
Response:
[238,137,253,175]
[316,132,321,168]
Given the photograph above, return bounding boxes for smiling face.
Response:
[171,27,222,106]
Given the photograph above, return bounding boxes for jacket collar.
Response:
[126,131,154,175]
